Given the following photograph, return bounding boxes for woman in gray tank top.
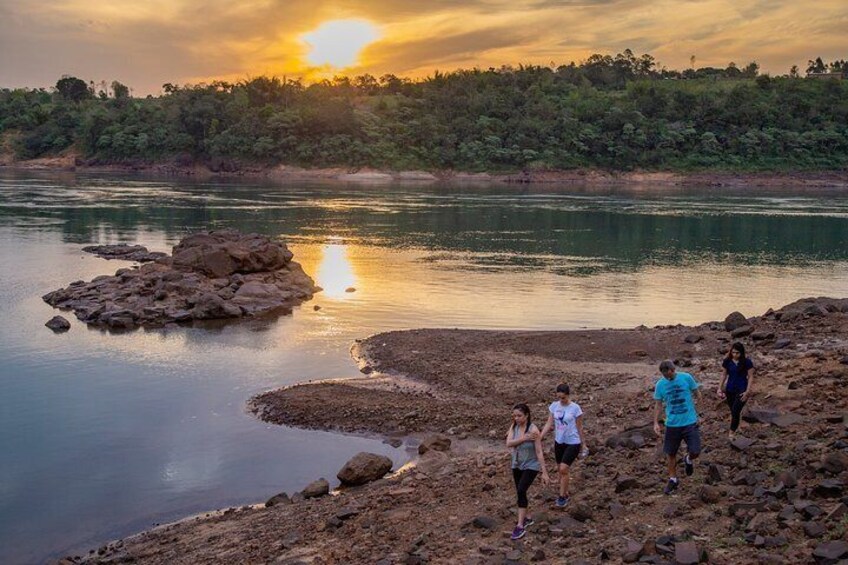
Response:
[505,403,550,540]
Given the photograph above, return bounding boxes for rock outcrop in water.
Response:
[43,230,318,329]
[82,244,168,263]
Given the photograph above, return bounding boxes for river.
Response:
[1,171,847,563]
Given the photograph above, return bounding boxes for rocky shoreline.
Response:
[72,297,848,564]
[3,154,848,188]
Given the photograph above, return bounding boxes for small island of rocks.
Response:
[43,230,319,329]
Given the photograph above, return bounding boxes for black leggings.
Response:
[726,391,747,432]
[512,468,539,508]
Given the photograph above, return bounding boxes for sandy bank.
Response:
[3,153,848,189]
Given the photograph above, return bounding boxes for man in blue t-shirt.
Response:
[653,360,702,495]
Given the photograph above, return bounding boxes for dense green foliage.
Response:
[2,51,847,171]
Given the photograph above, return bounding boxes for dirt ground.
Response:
[74,297,848,564]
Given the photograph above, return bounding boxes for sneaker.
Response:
[684,457,694,477]
[555,496,570,508]
[663,478,679,495]
[522,517,535,528]
[728,430,737,442]
[510,526,526,540]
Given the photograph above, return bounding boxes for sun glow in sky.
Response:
[0,0,847,94]
[301,20,380,69]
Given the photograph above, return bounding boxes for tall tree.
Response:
[55,76,91,102]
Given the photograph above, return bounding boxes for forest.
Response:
[1,51,847,172]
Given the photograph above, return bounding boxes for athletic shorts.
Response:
[554,442,581,466]
[663,423,701,456]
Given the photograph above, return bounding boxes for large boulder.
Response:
[171,231,293,277]
[724,311,749,331]
[337,452,393,486]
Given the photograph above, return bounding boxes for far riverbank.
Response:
[2,153,847,189]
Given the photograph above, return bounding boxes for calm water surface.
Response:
[2,171,848,563]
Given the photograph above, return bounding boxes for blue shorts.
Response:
[663,423,701,456]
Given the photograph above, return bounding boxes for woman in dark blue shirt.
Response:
[718,342,755,440]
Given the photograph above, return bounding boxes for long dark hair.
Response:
[512,403,532,434]
[726,342,749,373]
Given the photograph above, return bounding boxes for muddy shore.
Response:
[3,153,848,188]
[76,297,848,564]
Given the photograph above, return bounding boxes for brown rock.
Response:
[265,492,291,507]
[803,521,826,538]
[337,452,393,486]
[813,540,848,560]
[743,408,781,424]
[504,549,522,561]
[44,231,316,328]
[45,315,71,332]
[826,503,848,522]
[609,502,625,518]
[731,437,756,451]
[725,311,748,331]
[707,464,723,484]
[820,452,848,474]
[615,476,640,493]
[471,516,497,530]
[674,541,699,565]
[82,244,166,262]
[699,485,722,504]
[568,503,594,522]
[335,507,360,521]
[773,338,792,349]
[418,435,452,455]
[172,231,292,276]
[622,539,642,562]
[813,479,844,498]
[770,413,802,428]
[530,548,546,562]
[751,330,775,341]
[301,478,329,499]
[731,325,754,338]
[776,470,798,488]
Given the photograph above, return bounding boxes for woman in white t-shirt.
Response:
[541,383,586,508]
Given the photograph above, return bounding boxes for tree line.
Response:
[1,51,846,172]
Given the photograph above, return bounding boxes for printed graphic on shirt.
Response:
[654,373,699,427]
[549,401,583,445]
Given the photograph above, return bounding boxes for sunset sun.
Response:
[300,19,380,69]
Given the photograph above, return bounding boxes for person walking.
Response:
[653,360,702,495]
[506,403,550,540]
[718,342,755,440]
[540,383,586,508]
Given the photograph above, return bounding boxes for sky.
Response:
[1,0,846,95]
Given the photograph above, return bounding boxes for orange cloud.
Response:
[0,0,845,95]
